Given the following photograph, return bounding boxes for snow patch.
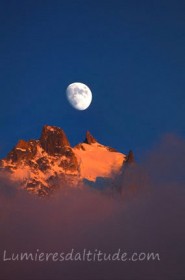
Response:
[73,143,126,181]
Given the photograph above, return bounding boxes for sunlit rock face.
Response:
[0,125,131,196]
[40,125,70,155]
[7,139,38,163]
[84,131,97,144]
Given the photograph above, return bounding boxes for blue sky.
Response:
[0,0,185,159]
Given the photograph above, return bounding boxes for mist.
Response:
[0,134,185,280]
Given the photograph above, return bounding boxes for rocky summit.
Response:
[0,125,132,196]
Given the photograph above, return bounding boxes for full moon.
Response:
[66,82,92,110]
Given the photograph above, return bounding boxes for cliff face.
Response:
[40,125,70,155]
[7,139,38,163]
[0,125,130,196]
[84,131,97,144]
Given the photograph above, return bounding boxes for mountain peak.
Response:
[126,150,135,164]
[84,131,97,144]
[7,139,37,163]
[40,125,70,155]
[0,125,128,196]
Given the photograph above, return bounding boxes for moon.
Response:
[66,82,92,110]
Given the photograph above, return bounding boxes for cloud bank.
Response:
[0,134,185,280]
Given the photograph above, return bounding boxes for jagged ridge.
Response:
[0,125,131,196]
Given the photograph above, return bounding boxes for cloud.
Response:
[0,134,185,280]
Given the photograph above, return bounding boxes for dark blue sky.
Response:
[0,0,185,159]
